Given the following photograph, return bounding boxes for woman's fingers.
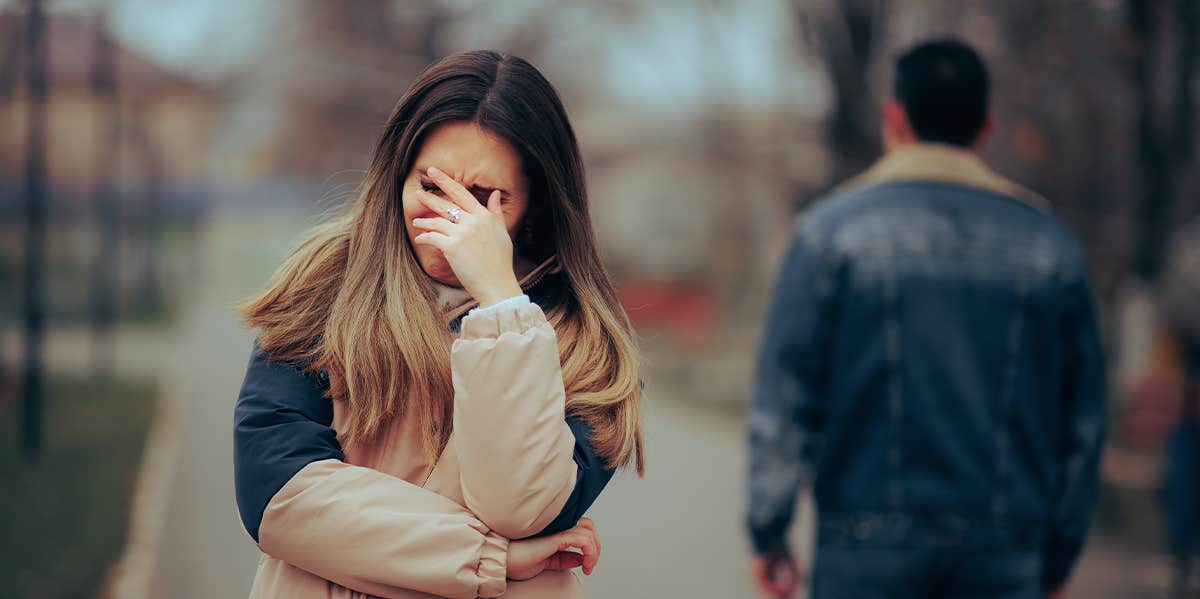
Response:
[581,531,600,575]
[412,231,450,250]
[543,550,585,572]
[516,524,601,578]
[413,189,458,220]
[411,217,455,235]
[576,518,601,555]
[485,189,503,216]
[575,522,600,570]
[557,527,600,575]
[426,166,485,214]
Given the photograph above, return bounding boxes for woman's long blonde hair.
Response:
[239,51,643,474]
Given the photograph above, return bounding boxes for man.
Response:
[746,39,1106,599]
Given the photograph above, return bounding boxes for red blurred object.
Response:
[617,279,717,346]
[1124,370,1185,453]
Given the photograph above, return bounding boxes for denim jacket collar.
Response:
[840,142,1050,213]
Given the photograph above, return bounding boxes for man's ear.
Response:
[882,99,914,149]
[971,111,995,151]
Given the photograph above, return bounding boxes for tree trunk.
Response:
[89,17,120,378]
[1128,0,1193,281]
[825,0,886,186]
[137,131,162,313]
[793,0,888,204]
[20,0,48,459]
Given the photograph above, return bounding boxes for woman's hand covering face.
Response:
[402,121,531,305]
[411,165,524,306]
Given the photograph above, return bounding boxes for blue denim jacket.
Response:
[746,145,1107,590]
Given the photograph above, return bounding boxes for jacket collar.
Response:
[432,254,562,323]
[839,142,1049,212]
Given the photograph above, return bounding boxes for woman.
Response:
[232,50,643,598]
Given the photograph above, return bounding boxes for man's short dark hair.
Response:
[893,38,990,147]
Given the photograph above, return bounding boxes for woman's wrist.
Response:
[474,276,523,308]
[469,295,530,316]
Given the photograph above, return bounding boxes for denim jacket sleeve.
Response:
[1041,252,1107,590]
[746,216,839,556]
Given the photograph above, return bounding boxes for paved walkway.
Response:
[579,394,797,598]
[148,214,317,598]
[1069,533,1173,599]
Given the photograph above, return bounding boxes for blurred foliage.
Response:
[0,374,155,599]
[0,219,198,329]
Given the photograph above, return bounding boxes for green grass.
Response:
[0,375,157,599]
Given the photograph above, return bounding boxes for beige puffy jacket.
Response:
[238,261,596,598]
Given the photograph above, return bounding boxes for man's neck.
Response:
[884,139,977,157]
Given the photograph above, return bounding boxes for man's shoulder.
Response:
[811,178,1063,228]
[797,180,1083,261]
[794,181,940,236]
[797,184,887,226]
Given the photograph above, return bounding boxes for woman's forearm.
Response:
[451,301,583,538]
[257,459,508,599]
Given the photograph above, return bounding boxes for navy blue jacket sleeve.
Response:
[534,416,616,537]
[233,341,343,543]
[233,340,613,543]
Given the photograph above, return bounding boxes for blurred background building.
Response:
[0,0,1197,598]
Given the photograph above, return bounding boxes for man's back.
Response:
[800,178,1098,525]
[747,146,1106,595]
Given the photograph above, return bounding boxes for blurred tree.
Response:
[0,15,18,100]
[985,1,1136,300]
[267,0,455,179]
[1170,0,1198,162]
[20,0,47,459]
[88,13,119,378]
[1127,0,1197,281]
[0,8,19,393]
[132,127,163,314]
[793,0,888,196]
